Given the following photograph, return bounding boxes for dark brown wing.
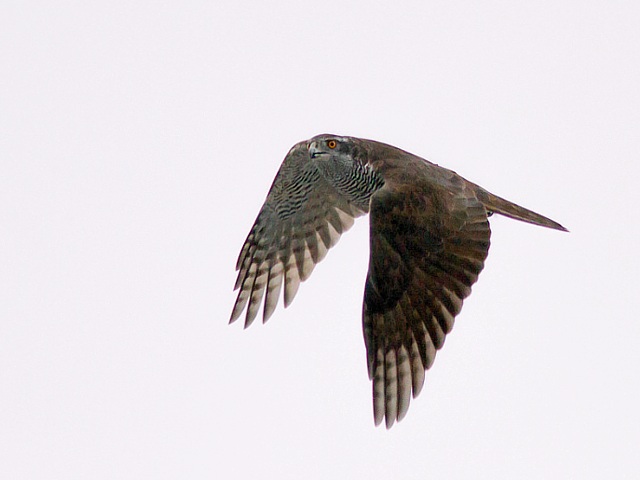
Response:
[231,142,368,328]
[363,178,491,428]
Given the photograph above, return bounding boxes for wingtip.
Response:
[243,312,257,329]
[385,416,395,429]
[228,307,241,325]
[262,303,276,324]
[374,413,384,427]
[374,411,402,429]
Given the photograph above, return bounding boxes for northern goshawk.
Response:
[230,134,566,428]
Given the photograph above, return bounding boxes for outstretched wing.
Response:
[231,142,368,328]
[363,178,491,428]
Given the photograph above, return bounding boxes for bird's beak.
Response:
[309,141,324,159]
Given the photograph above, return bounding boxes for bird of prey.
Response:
[230,134,566,428]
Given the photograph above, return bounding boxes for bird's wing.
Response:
[364,178,491,428]
[231,142,369,328]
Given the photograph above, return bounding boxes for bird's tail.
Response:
[475,187,568,232]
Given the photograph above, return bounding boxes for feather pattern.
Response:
[231,134,567,427]
[364,178,491,427]
[230,142,375,327]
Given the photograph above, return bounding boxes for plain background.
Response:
[2,1,639,478]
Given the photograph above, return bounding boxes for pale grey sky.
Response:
[2,1,639,478]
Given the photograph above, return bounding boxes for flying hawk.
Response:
[230,134,567,428]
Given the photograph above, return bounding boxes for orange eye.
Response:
[327,140,337,149]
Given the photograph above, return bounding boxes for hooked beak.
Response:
[309,141,326,159]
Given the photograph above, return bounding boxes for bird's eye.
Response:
[327,140,337,149]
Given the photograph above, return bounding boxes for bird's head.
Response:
[306,134,384,201]
[307,134,386,167]
[308,134,353,161]
[307,134,362,184]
